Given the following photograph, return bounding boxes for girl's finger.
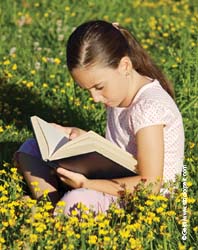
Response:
[56,167,72,177]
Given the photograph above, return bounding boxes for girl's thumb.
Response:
[69,131,78,140]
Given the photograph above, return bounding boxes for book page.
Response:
[50,130,137,173]
[33,116,69,157]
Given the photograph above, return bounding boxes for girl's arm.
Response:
[57,125,164,196]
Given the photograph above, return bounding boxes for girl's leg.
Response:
[58,188,118,215]
[17,152,61,206]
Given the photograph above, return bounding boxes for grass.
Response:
[0,0,197,249]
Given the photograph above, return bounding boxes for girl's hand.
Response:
[50,123,87,140]
[56,167,88,189]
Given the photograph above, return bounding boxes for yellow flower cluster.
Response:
[0,151,196,249]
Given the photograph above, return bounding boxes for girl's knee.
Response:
[17,138,41,159]
[60,189,86,213]
[14,138,42,172]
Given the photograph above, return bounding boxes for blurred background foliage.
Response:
[0,0,197,163]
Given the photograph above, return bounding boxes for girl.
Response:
[16,20,184,214]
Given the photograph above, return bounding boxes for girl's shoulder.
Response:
[128,80,182,134]
[132,79,173,105]
[131,79,179,114]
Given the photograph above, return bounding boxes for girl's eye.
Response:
[96,86,104,90]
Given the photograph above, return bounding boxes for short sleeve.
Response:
[132,99,172,134]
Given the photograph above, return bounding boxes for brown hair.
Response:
[66,20,174,99]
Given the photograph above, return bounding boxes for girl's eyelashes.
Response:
[95,85,104,90]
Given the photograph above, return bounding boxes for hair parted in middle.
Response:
[66,20,174,99]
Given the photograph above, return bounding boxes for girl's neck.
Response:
[127,70,153,106]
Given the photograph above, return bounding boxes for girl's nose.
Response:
[90,90,101,103]
[93,95,101,103]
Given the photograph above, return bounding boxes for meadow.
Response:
[0,0,197,249]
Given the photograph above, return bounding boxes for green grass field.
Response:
[0,0,197,249]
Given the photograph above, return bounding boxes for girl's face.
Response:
[71,59,135,108]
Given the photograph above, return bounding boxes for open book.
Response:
[30,116,137,179]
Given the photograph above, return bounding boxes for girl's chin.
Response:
[104,100,121,108]
[104,102,114,107]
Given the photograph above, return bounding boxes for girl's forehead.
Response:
[71,67,101,88]
[72,65,106,79]
[71,65,116,88]
[72,64,116,76]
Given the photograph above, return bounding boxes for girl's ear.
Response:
[117,56,133,76]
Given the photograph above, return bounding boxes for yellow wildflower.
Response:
[187,181,193,187]
[35,223,47,233]
[162,32,169,37]
[31,181,39,187]
[166,211,176,216]
[66,82,71,87]
[5,70,12,78]
[65,6,70,11]
[124,17,132,23]
[178,243,185,250]
[3,59,10,65]
[193,226,198,232]
[42,56,47,62]
[147,231,154,240]
[188,142,195,149]
[30,234,38,243]
[153,216,160,222]
[56,200,66,207]
[54,58,61,65]
[9,218,16,226]
[143,44,148,49]
[88,235,97,244]
[129,238,142,249]
[42,83,48,88]
[120,229,130,239]
[34,212,43,220]
[145,200,154,206]
[43,189,49,197]
[0,237,5,243]
[55,221,62,230]
[71,210,78,216]
[2,221,9,227]
[12,64,17,70]
[68,216,78,224]
[160,224,167,234]
[156,207,164,213]
[99,229,109,235]
[103,15,109,20]
[34,3,39,7]
[26,81,34,88]
[34,187,40,192]
[0,196,8,202]
[191,41,195,47]
[104,236,111,242]
[187,197,195,204]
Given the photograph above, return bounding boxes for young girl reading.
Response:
[16,20,184,214]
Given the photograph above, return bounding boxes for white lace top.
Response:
[105,79,184,182]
